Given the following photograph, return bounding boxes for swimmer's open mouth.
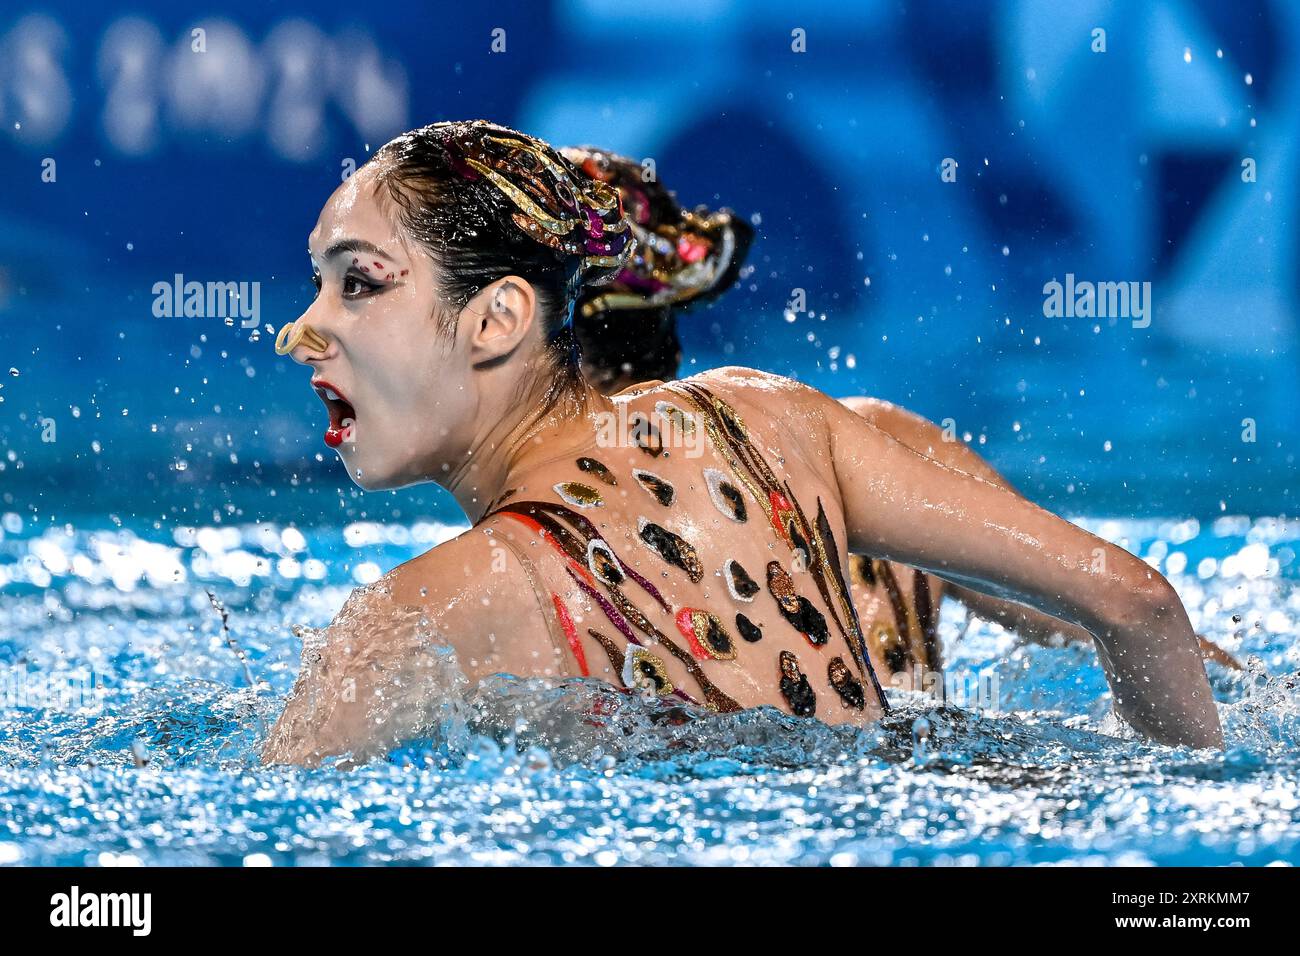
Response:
[311,379,357,449]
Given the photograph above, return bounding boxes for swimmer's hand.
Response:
[716,369,1224,749]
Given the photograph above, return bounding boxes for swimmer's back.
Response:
[390,366,889,726]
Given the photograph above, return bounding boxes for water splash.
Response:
[0,513,1297,864]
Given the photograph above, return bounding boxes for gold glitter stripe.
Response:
[663,381,887,711]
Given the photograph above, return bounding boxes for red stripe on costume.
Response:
[551,592,589,677]
[675,608,710,660]
[498,511,597,588]
[769,490,793,543]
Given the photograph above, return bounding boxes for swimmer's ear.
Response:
[464,276,538,363]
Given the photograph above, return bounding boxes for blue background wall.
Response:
[0,0,1295,526]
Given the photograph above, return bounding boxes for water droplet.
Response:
[130,739,151,768]
[912,716,932,764]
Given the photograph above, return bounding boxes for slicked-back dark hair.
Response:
[371,122,586,410]
[368,121,753,407]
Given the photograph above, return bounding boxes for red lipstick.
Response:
[311,379,357,449]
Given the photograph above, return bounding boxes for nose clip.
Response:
[274,320,329,356]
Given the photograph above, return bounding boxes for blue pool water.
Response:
[4,0,1300,871]
[1,509,1297,866]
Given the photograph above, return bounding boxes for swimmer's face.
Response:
[291,163,479,491]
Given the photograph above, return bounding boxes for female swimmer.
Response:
[261,120,1223,766]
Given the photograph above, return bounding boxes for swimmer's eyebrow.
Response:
[319,238,398,262]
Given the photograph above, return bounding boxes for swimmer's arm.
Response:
[839,395,1242,668]
[837,395,1243,668]
[838,396,1101,643]
[839,396,1097,643]
[261,529,562,768]
[838,396,1015,488]
[817,390,1223,749]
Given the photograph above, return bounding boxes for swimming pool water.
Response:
[1,511,1297,866]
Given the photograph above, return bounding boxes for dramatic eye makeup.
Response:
[349,255,409,282]
[341,269,383,299]
[307,263,384,300]
[309,238,411,300]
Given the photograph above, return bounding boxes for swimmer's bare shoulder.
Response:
[681,369,980,478]
[261,523,566,768]
[384,521,570,681]
[675,365,834,465]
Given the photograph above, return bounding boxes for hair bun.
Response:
[560,146,754,319]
